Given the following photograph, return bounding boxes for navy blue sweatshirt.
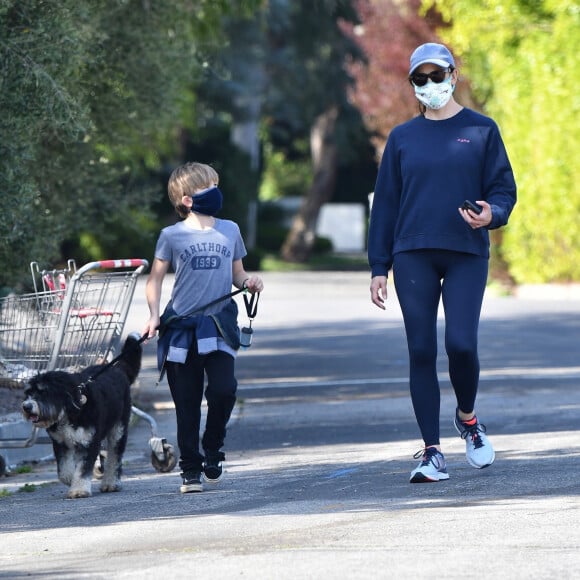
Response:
[368,108,517,277]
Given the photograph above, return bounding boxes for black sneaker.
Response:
[180,471,203,493]
[202,451,225,484]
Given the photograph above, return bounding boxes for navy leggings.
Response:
[166,346,237,474]
[393,249,488,447]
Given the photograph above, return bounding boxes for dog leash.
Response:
[71,339,146,409]
[72,287,250,407]
[155,286,253,384]
[73,281,259,410]
[157,286,247,330]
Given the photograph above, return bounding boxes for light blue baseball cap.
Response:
[409,43,455,75]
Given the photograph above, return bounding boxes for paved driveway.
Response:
[1,272,579,579]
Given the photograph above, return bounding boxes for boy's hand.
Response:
[142,316,161,340]
[243,275,264,294]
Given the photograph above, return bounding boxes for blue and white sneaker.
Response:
[410,447,450,483]
[454,411,495,469]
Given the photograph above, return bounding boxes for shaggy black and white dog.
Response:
[21,335,142,499]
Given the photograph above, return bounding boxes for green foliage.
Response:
[312,235,334,254]
[0,0,262,287]
[261,252,369,271]
[259,142,313,200]
[14,465,32,474]
[0,1,91,287]
[18,483,37,493]
[183,119,260,235]
[1,0,371,283]
[243,248,264,271]
[184,1,371,245]
[257,222,289,252]
[424,0,580,282]
[73,208,158,265]
[265,0,363,128]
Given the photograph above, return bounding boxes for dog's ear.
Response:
[28,375,50,392]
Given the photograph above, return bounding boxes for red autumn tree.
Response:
[342,0,471,156]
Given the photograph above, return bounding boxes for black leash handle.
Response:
[243,291,260,319]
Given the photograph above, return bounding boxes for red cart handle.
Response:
[92,259,149,269]
[74,259,149,277]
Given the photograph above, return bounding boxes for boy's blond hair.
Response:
[168,162,220,218]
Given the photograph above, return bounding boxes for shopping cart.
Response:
[0,259,177,476]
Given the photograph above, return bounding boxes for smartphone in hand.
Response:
[461,200,483,215]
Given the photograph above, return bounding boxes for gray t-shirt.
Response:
[155,218,247,317]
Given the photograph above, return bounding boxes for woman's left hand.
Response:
[459,200,492,229]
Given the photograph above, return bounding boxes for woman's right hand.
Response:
[370,276,388,310]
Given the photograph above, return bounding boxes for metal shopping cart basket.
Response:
[0,258,177,476]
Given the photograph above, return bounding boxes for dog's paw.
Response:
[100,482,122,493]
[67,489,92,499]
[67,479,92,498]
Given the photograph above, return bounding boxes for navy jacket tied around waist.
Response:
[157,299,240,370]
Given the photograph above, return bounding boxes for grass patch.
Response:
[19,483,37,493]
[0,489,13,498]
[14,465,32,474]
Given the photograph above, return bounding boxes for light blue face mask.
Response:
[414,76,455,110]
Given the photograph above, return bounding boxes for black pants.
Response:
[166,345,237,474]
[393,249,488,447]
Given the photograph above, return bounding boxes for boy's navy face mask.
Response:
[191,186,223,216]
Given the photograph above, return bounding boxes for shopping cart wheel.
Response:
[93,450,106,479]
[0,454,6,477]
[150,437,177,473]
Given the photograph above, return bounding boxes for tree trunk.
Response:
[281,106,339,262]
[232,92,262,249]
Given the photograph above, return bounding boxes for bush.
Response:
[256,224,289,252]
[244,248,264,271]
[312,236,333,254]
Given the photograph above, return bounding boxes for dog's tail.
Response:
[116,333,143,385]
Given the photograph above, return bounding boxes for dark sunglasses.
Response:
[409,67,453,87]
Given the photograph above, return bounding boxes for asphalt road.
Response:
[1,272,579,579]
